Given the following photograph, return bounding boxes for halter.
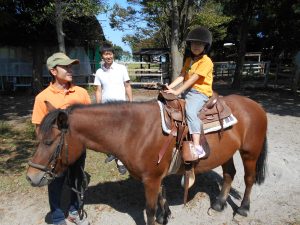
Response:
[28,128,68,180]
[28,125,88,219]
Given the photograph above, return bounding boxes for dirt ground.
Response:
[0,84,300,225]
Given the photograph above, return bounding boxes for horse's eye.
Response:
[44,139,53,145]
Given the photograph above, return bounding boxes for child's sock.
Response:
[194,145,206,158]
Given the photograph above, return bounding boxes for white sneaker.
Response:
[195,145,206,158]
[67,211,90,225]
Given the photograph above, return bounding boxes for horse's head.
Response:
[26,107,82,187]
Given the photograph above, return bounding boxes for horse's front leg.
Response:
[144,178,162,225]
[156,184,171,224]
[212,157,236,212]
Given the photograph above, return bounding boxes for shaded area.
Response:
[82,171,241,225]
[0,119,36,174]
[213,80,300,117]
[0,93,34,121]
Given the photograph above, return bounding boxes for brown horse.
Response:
[26,94,267,225]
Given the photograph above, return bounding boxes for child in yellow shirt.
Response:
[165,27,213,159]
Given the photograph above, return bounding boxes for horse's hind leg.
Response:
[237,156,256,216]
[212,157,236,212]
[156,185,171,224]
[144,178,162,225]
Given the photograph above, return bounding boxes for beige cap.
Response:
[46,52,79,70]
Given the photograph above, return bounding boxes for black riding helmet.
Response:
[186,27,212,53]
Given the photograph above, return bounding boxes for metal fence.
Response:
[0,61,272,91]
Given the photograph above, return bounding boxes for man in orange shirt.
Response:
[32,52,91,225]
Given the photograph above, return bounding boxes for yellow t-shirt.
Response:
[32,83,91,124]
[181,55,213,97]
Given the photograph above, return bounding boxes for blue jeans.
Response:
[183,88,208,134]
[48,152,86,224]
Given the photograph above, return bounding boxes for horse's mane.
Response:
[39,105,79,137]
[39,100,155,136]
[39,110,62,137]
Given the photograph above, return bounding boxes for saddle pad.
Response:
[158,100,171,134]
[203,114,238,134]
[158,101,238,135]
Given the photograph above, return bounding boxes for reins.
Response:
[68,166,89,220]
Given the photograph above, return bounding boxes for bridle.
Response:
[28,124,88,218]
[28,127,69,180]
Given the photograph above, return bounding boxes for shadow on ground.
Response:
[81,171,240,225]
[213,81,300,117]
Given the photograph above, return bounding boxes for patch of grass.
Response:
[0,120,36,176]
[85,85,97,95]
[85,150,129,185]
[23,119,36,140]
[0,120,19,138]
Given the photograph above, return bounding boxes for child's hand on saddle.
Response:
[164,88,180,96]
[157,83,168,90]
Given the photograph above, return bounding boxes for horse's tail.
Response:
[255,137,268,185]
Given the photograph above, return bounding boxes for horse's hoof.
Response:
[156,214,164,224]
[236,207,249,217]
[211,201,226,212]
[156,211,171,224]
[156,215,168,225]
[156,209,171,224]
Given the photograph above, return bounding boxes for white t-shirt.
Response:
[94,62,130,103]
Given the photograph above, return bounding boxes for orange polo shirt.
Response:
[181,55,213,97]
[32,83,91,124]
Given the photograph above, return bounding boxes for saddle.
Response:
[158,91,234,160]
[158,91,232,129]
[199,92,232,125]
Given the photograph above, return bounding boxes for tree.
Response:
[109,0,232,81]
[36,0,107,52]
[0,0,107,93]
[220,0,263,89]
[219,0,300,89]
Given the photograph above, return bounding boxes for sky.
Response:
[97,0,133,53]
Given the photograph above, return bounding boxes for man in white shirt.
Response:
[94,43,133,174]
[94,44,132,103]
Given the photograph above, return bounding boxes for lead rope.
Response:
[69,164,88,220]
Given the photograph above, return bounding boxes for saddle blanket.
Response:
[203,114,237,134]
[158,101,238,135]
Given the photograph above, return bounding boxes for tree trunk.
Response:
[32,42,44,95]
[231,0,252,89]
[56,0,65,53]
[170,0,183,81]
[231,23,248,89]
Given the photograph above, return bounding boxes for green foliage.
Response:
[34,0,107,24]
[0,0,107,46]
[109,1,167,50]
[192,0,233,42]
[108,0,235,53]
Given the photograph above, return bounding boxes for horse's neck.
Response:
[69,103,156,154]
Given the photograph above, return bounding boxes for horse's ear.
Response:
[57,111,68,130]
[44,101,56,112]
